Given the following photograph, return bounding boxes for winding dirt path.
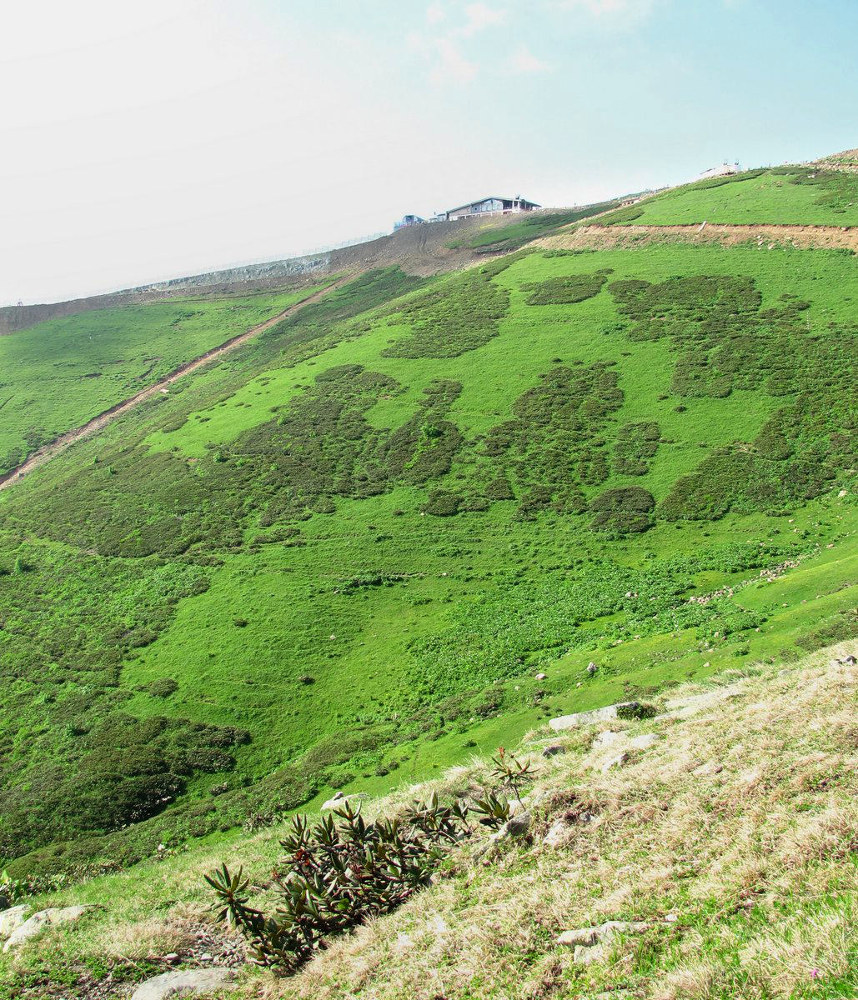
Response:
[0,279,347,492]
[540,221,858,252]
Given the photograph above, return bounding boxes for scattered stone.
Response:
[830,658,842,668]
[557,927,599,947]
[535,672,548,681]
[664,913,679,923]
[198,953,213,962]
[3,905,95,951]
[131,968,236,1000]
[499,811,531,839]
[587,661,598,675]
[601,752,629,772]
[843,654,856,666]
[550,701,653,731]
[0,905,30,940]
[628,733,660,750]
[557,920,650,965]
[541,744,566,758]
[593,730,622,749]
[320,792,367,812]
[543,819,569,848]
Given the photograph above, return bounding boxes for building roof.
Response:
[446,195,540,215]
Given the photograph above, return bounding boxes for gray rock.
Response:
[557,920,650,964]
[587,662,598,675]
[541,744,566,758]
[557,926,599,946]
[574,942,607,964]
[131,968,236,1000]
[0,905,30,939]
[601,752,629,772]
[843,654,856,666]
[592,730,622,748]
[499,811,531,839]
[321,792,366,812]
[629,733,660,750]
[3,905,94,951]
[543,820,566,848]
[535,672,548,681]
[549,702,644,732]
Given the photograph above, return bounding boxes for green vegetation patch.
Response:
[382,267,510,358]
[522,270,610,305]
[614,167,858,226]
[0,236,855,885]
[0,284,331,476]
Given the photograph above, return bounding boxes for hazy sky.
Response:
[2,0,856,305]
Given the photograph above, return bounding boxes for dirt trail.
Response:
[539,221,858,252]
[0,279,346,492]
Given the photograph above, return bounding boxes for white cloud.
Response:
[431,38,479,83]
[426,2,445,25]
[555,0,658,17]
[510,44,550,73]
[459,2,507,36]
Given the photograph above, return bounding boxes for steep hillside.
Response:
[0,205,611,335]
[0,645,854,999]
[0,155,855,931]
[0,282,336,479]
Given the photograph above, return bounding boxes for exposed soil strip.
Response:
[0,279,346,492]
[539,222,858,252]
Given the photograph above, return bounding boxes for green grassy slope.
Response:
[608,166,858,226]
[0,283,332,476]
[0,167,855,902]
[0,643,854,1000]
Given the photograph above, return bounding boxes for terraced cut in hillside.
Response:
[0,164,855,1000]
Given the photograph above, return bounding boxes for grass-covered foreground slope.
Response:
[0,283,332,477]
[0,644,854,1000]
[0,218,856,891]
[606,166,858,227]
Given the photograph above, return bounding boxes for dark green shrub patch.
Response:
[147,677,178,698]
[613,422,661,476]
[521,271,609,305]
[0,711,249,859]
[589,487,656,535]
[425,490,462,517]
[382,269,509,358]
[478,363,623,517]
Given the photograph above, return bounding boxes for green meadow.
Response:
[0,283,331,476]
[0,219,855,888]
[613,166,858,226]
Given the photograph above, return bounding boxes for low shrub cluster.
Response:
[589,486,656,535]
[382,267,510,359]
[613,421,660,476]
[477,363,623,518]
[521,270,609,305]
[208,751,534,971]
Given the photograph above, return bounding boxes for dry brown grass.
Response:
[223,643,857,1000]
